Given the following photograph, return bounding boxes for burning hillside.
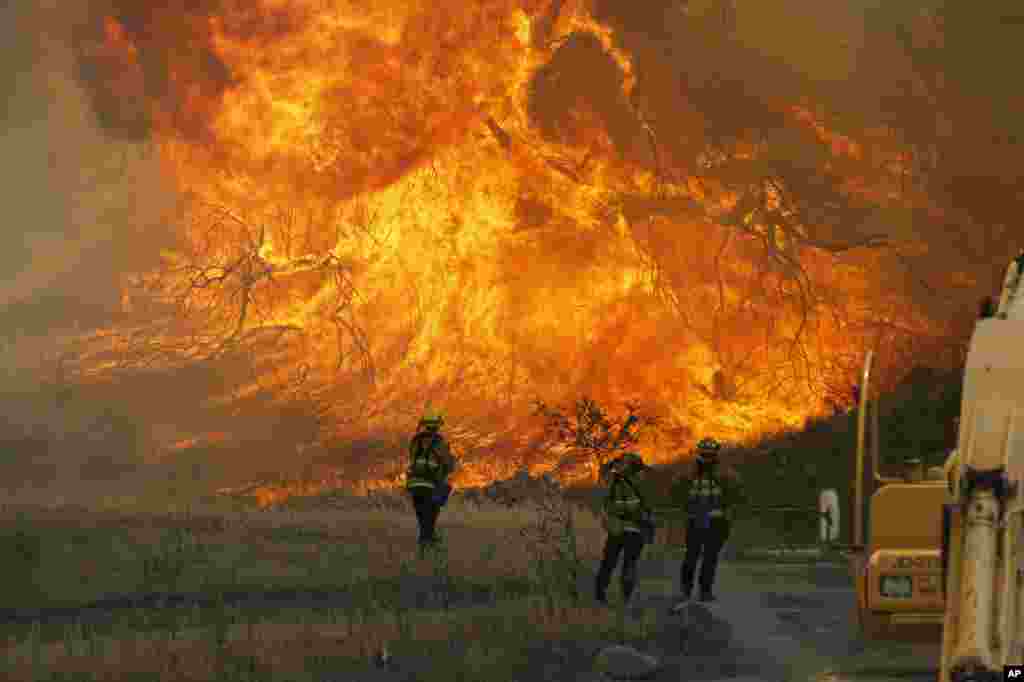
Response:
[4,1,1018,504]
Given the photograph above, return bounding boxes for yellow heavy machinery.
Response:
[939,309,1024,682]
[849,350,949,640]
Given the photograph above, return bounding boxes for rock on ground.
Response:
[592,644,661,680]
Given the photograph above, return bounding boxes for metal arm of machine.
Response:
[870,364,902,488]
[940,313,1024,682]
[854,350,902,550]
[854,351,871,549]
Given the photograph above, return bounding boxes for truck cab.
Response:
[848,350,954,640]
[857,478,948,637]
[850,438,950,637]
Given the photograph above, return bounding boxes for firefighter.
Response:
[405,410,457,553]
[595,452,656,606]
[671,437,745,604]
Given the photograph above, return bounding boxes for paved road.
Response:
[614,558,942,682]
[317,557,936,682]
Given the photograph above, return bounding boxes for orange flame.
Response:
[70,0,942,502]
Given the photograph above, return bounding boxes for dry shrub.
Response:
[0,497,606,597]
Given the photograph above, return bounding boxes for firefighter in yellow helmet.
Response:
[595,452,656,605]
[671,437,745,604]
[405,410,458,552]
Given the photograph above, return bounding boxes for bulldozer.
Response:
[938,292,1024,681]
[849,350,949,641]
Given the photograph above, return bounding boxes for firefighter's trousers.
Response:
[680,517,730,597]
[595,530,646,602]
[409,487,442,547]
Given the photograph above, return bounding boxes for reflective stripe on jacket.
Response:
[405,432,454,490]
[687,476,726,519]
[604,475,645,534]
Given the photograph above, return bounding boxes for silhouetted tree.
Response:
[533,397,659,483]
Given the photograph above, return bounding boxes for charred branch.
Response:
[485,116,512,151]
[74,199,377,401]
[533,0,567,48]
[801,235,889,252]
[545,156,584,184]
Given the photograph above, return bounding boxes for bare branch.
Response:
[485,116,512,151]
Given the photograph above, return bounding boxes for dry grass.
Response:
[4,597,658,681]
[0,497,608,598]
[0,494,670,681]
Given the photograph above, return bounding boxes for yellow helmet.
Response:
[419,409,445,430]
[695,438,721,465]
[615,452,649,474]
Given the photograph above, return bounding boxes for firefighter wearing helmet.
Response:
[670,437,745,604]
[405,409,458,553]
[595,451,657,606]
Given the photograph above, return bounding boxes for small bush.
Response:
[520,483,583,608]
[140,523,208,592]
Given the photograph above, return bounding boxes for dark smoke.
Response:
[2,1,180,329]
[528,32,642,161]
[578,0,1021,316]
[70,0,239,143]
[0,1,190,504]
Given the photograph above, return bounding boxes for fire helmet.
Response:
[695,437,721,465]
[605,452,648,479]
[619,452,650,472]
[419,410,445,430]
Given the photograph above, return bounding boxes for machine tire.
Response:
[819,489,840,543]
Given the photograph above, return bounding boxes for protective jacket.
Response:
[603,473,650,535]
[405,431,456,491]
[670,468,744,524]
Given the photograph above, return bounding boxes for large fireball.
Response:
[22,0,968,498]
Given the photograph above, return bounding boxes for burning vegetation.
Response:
[3,1,1022,504]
